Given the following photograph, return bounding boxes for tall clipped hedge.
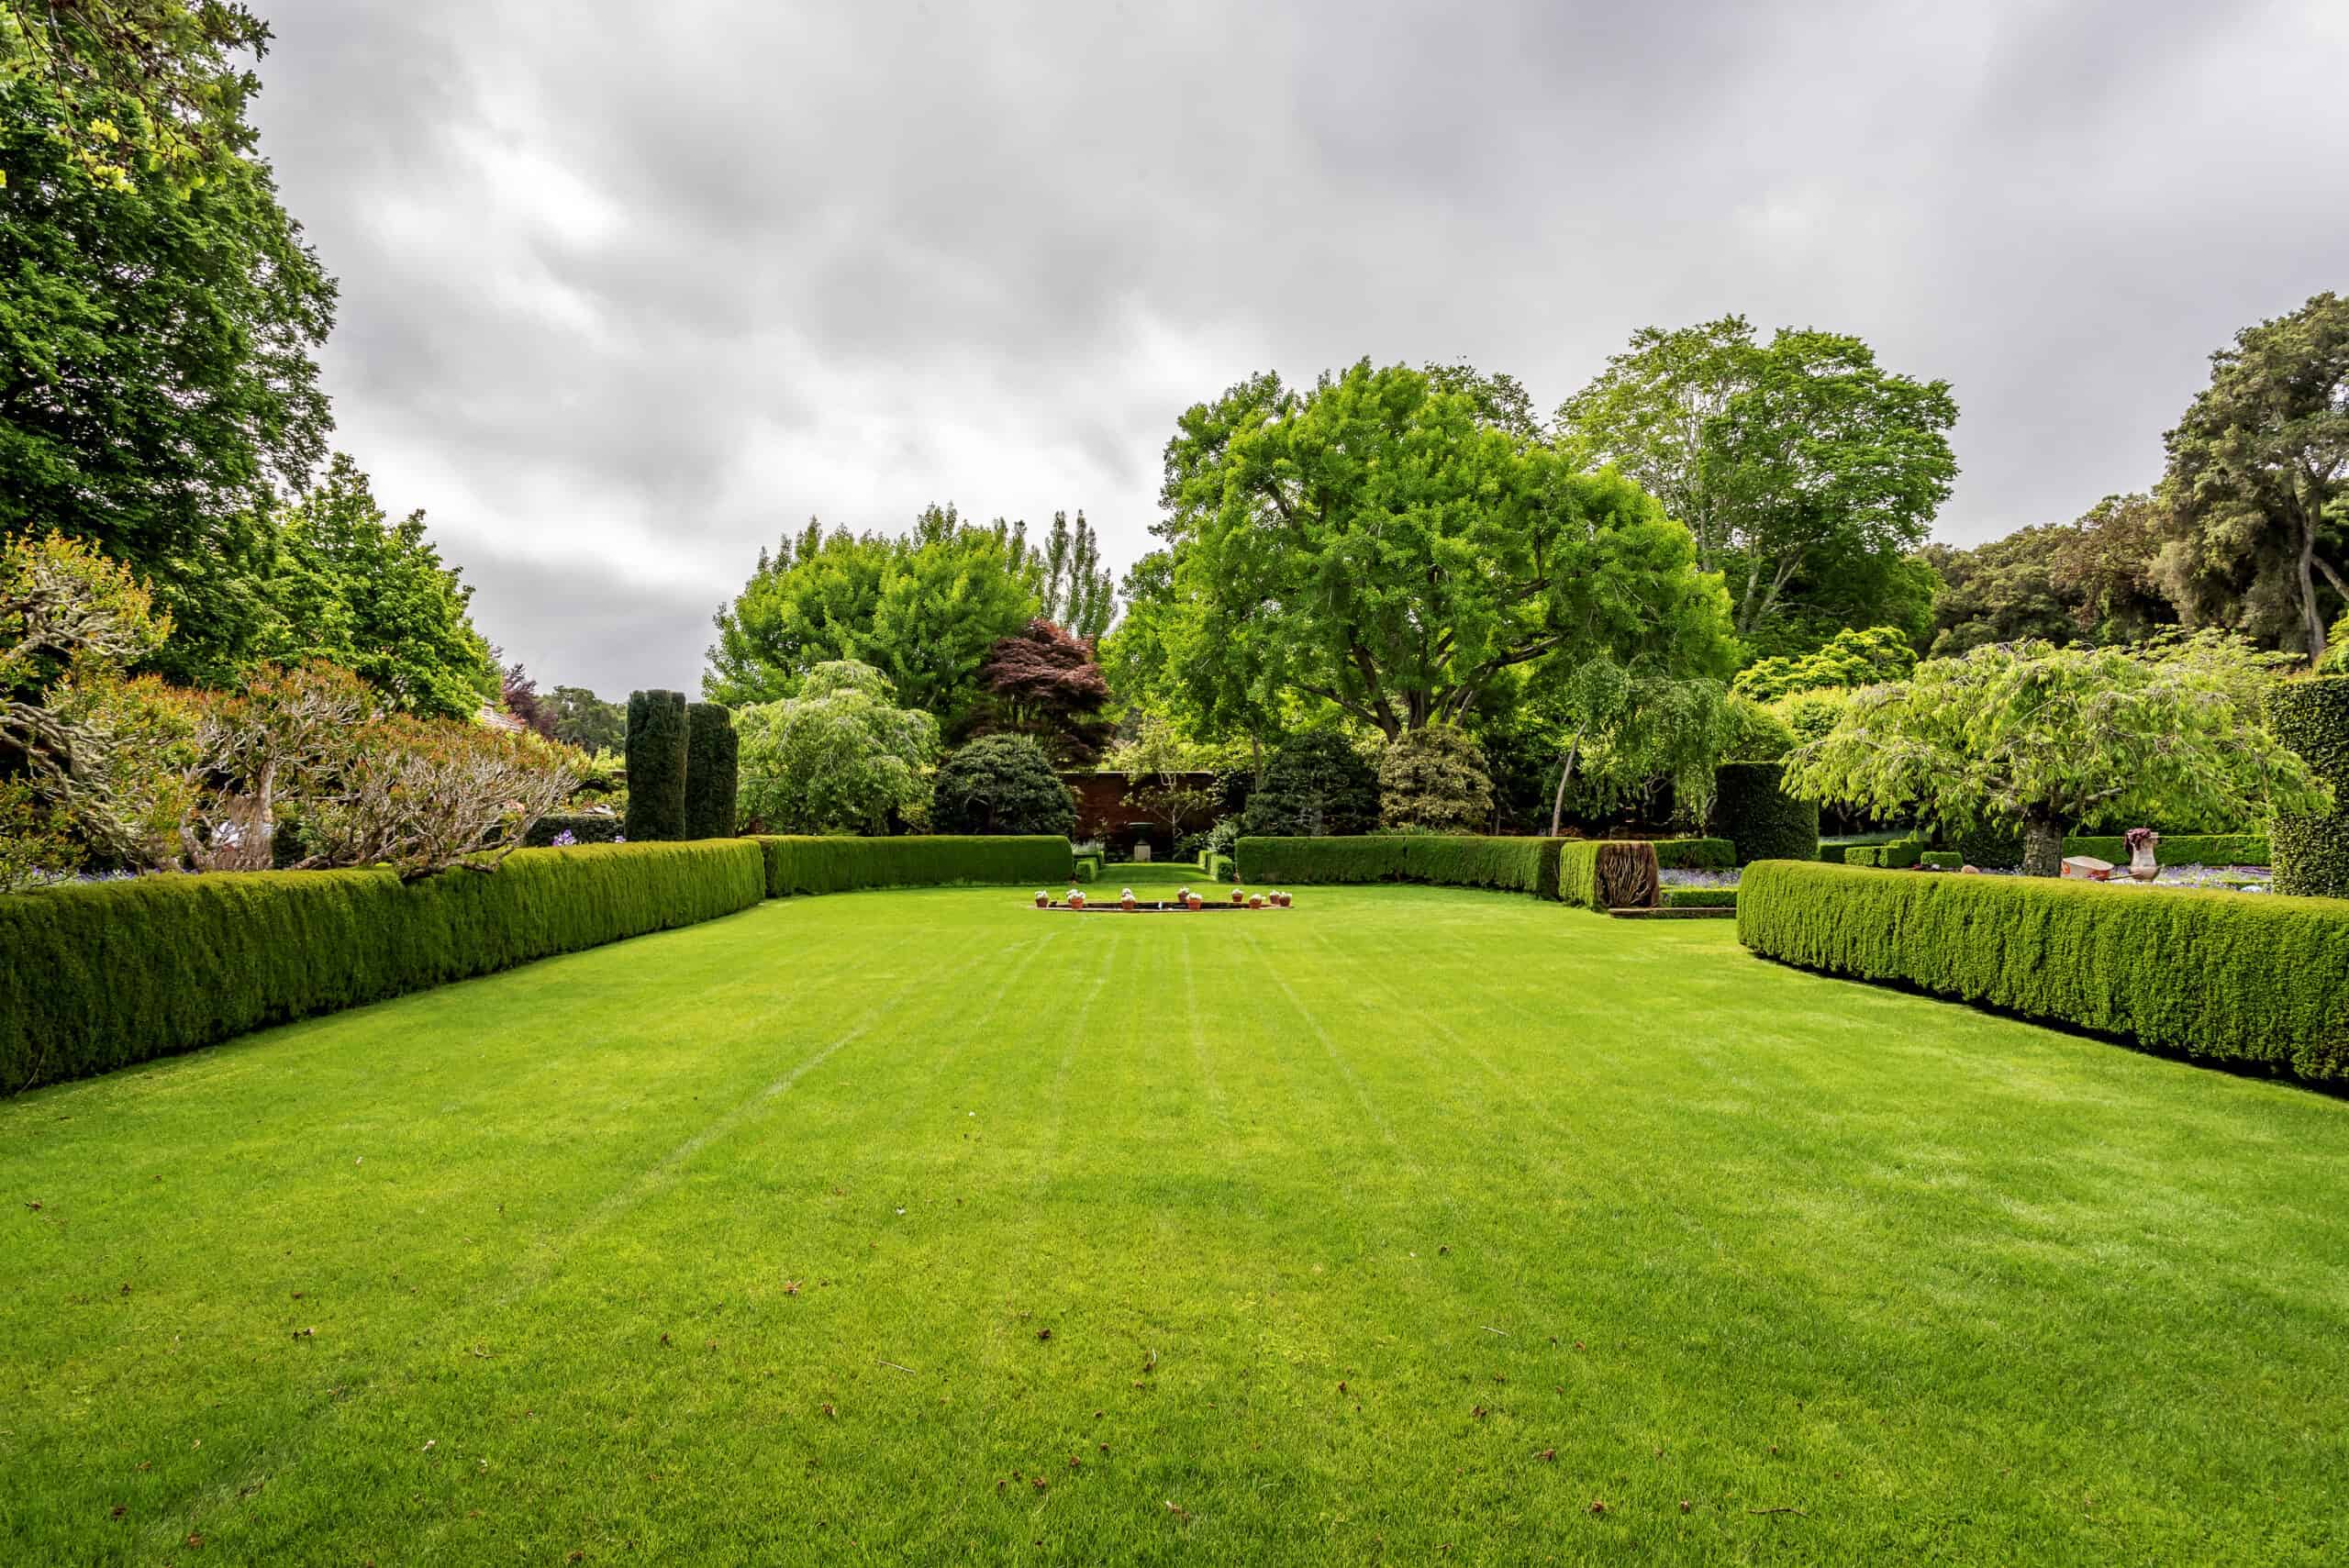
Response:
[1737,861,2349,1078]
[625,689,690,841]
[0,843,766,1094]
[1712,762,1820,864]
[684,701,740,840]
[754,835,1073,897]
[1236,836,1565,898]
[2269,677,2349,899]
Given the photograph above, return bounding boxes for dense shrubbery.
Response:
[624,690,689,840]
[1236,836,1564,898]
[1651,837,1735,870]
[1376,726,1495,831]
[1241,731,1380,838]
[0,843,765,1093]
[1844,840,1925,868]
[1737,861,2349,1078]
[930,735,1076,836]
[1557,840,1661,911]
[1711,762,1820,863]
[522,813,625,847]
[1664,887,1738,908]
[754,835,1072,897]
[683,702,740,839]
[2269,678,2349,898]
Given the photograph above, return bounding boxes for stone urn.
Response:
[2124,828,2160,883]
[1186,893,1202,910]
[1035,891,1050,907]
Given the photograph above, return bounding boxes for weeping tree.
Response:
[1543,655,1733,835]
[1783,635,2331,875]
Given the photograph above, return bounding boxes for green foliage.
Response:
[1376,725,1493,831]
[1921,496,2176,659]
[1736,861,2349,1078]
[703,508,1043,729]
[1722,695,1798,762]
[734,661,940,836]
[2321,610,2349,673]
[1651,837,1735,870]
[930,733,1074,836]
[1843,840,1925,868]
[1204,851,1235,884]
[623,690,688,841]
[1235,835,1565,899]
[1785,636,2327,875]
[262,455,496,720]
[1664,887,1737,908]
[1032,509,1117,639]
[521,813,625,848]
[753,834,1071,897]
[548,686,626,752]
[1920,851,1962,870]
[1156,361,1735,739]
[1712,762,1820,864]
[1537,655,1733,831]
[683,702,739,840]
[1555,840,1662,911]
[1732,626,1917,703]
[1240,729,1380,837]
[2160,293,2348,661]
[0,49,334,684]
[1558,316,1958,644]
[0,841,765,1092]
[2268,675,2349,897]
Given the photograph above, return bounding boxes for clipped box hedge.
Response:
[1713,762,1820,864]
[1651,837,1735,870]
[1235,836,1566,899]
[1843,840,1925,869]
[1736,861,2349,1079]
[522,812,627,847]
[1664,887,1737,908]
[2268,677,2348,899]
[753,835,1073,897]
[1205,851,1236,884]
[0,842,767,1095]
[1557,840,1661,911]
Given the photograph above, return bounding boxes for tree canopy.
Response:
[2159,291,2348,661]
[1557,317,1957,652]
[735,661,939,836]
[1783,635,2330,874]
[974,617,1111,765]
[1732,625,1917,704]
[1152,361,1736,741]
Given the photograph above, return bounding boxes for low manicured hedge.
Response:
[1558,840,1661,911]
[1205,851,1236,884]
[522,812,627,847]
[1843,840,1925,869]
[2061,833,2270,866]
[1736,861,2349,1079]
[1920,851,1961,871]
[1664,887,1736,908]
[754,835,1073,897]
[0,842,767,1094]
[1651,837,1735,870]
[1235,836,1567,899]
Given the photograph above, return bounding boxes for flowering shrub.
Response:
[551,829,577,847]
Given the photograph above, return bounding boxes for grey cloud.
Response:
[250,0,2349,695]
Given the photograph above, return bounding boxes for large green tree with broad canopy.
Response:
[1148,361,1736,741]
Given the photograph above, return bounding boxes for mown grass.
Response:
[4,883,2346,1564]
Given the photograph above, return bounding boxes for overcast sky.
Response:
[248,0,2349,697]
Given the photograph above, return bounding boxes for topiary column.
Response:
[684,702,740,840]
[624,690,689,841]
[2270,676,2349,898]
[1711,761,1820,865]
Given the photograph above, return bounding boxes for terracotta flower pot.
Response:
[1230,889,1245,905]
[1186,893,1202,910]
[1035,891,1050,907]
[1068,891,1085,909]
[1248,895,1264,909]
[1120,890,1136,911]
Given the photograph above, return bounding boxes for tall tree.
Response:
[1558,317,1957,648]
[547,685,625,752]
[1032,510,1117,639]
[1156,361,1736,740]
[704,506,1040,728]
[0,19,335,684]
[264,457,497,722]
[974,617,1111,765]
[2159,292,2349,662]
[1922,495,2178,657]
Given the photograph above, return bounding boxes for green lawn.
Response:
[6,884,2346,1564]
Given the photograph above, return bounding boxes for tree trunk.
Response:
[2021,816,2065,878]
[1547,736,1582,838]
[2295,495,2328,663]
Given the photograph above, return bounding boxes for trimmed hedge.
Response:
[754,835,1073,897]
[1664,887,1737,908]
[1651,837,1735,871]
[1920,851,1962,871]
[2270,677,2349,899]
[522,812,626,847]
[1843,840,1925,869]
[1736,861,2349,1078]
[0,842,766,1094]
[2061,833,2269,867]
[1712,762,1820,864]
[1205,851,1236,884]
[624,689,689,841]
[1558,840,1661,911]
[1236,836,1565,899]
[683,702,740,840]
